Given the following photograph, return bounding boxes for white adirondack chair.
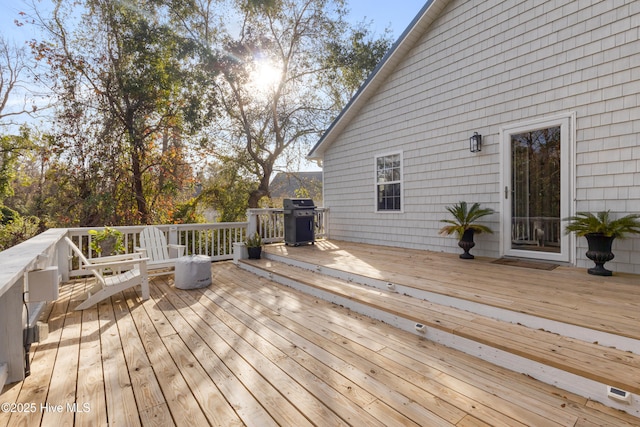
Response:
[65,237,149,311]
[137,226,186,276]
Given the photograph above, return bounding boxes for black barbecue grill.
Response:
[283,198,316,246]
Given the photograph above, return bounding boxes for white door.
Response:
[501,114,573,263]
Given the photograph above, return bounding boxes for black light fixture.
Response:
[469,132,482,153]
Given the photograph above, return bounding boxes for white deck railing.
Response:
[0,228,69,389]
[65,208,329,274]
[0,208,329,387]
[246,207,329,242]
[511,216,561,246]
[66,222,248,276]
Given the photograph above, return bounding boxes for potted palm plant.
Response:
[245,232,263,259]
[439,201,494,259]
[564,210,640,276]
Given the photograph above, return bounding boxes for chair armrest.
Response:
[167,244,186,257]
[89,253,144,264]
[85,257,149,271]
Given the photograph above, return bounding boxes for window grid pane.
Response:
[376,154,402,211]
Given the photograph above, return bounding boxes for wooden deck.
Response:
[2,247,640,426]
[265,240,640,342]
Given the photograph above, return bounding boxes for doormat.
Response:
[491,258,558,271]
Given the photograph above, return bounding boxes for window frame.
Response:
[374,151,404,213]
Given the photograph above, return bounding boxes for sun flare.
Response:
[250,61,282,93]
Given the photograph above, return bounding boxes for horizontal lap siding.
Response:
[324,0,640,272]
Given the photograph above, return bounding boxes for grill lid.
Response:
[283,198,316,209]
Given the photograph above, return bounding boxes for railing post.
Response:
[324,209,329,238]
[247,210,258,238]
[168,225,178,246]
[57,238,70,283]
[0,278,26,385]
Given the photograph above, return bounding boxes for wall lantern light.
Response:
[469,132,482,153]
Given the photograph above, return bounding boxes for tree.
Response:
[194,158,257,222]
[0,128,42,247]
[176,0,390,208]
[0,36,36,126]
[35,0,208,225]
[11,0,391,229]
[322,21,393,108]
[0,35,37,208]
[214,0,343,207]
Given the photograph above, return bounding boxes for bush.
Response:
[0,214,40,251]
[88,227,125,255]
[0,206,18,225]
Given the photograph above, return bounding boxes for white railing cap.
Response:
[0,228,67,299]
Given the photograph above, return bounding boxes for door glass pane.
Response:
[511,126,561,253]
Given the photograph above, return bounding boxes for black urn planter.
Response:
[247,246,262,259]
[458,229,476,259]
[584,233,615,276]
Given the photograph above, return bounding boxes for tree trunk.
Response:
[247,165,272,208]
[248,187,267,208]
[130,144,149,223]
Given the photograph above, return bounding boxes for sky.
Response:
[346,1,426,39]
[0,1,427,45]
[0,2,32,45]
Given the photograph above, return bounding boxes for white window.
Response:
[375,152,402,212]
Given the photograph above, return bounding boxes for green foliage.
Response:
[563,211,640,238]
[242,0,279,14]
[0,205,18,225]
[244,232,262,248]
[186,0,386,208]
[0,139,18,202]
[170,198,206,224]
[88,227,125,255]
[195,159,256,222]
[294,187,310,199]
[439,201,494,239]
[322,22,393,107]
[0,214,40,251]
[0,130,33,204]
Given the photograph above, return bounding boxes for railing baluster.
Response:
[63,207,326,270]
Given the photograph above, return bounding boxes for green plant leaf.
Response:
[564,211,640,238]
[439,201,494,239]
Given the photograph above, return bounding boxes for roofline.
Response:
[308,0,448,160]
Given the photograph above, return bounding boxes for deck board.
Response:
[244,256,640,394]
[225,276,521,426]
[227,267,573,427]
[1,257,639,426]
[266,241,640,340]
[127,286,211,427]
[76,301,107,427]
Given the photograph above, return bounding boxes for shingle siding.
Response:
[322,0,640,273]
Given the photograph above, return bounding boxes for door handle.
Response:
[505,186,509,199]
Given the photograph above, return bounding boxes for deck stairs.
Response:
[237,253,640,419]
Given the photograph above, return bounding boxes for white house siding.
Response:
[321,0,640,273]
